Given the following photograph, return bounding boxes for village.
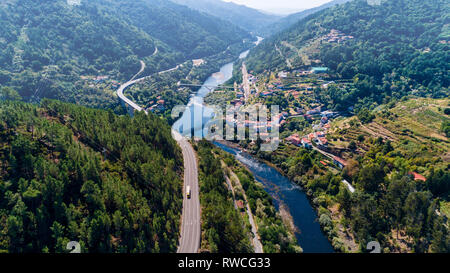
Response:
[208,63,363,193]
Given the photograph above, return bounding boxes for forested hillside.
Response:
[246,0,449,111]
[170,0,281,34]
[0,97,183,253]
[259,0,351,37]
[0,0,249,108]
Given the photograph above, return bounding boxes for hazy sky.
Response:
[223,0,333,14]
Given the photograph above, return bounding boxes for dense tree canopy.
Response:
[0,99,183,253]
[0,0,249,108]
[246,0,449,112]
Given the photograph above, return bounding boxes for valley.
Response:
[0,0,448,255]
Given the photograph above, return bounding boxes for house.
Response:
[311,67,329,74]
[316,131,326,138]
[317,137,328,148]
[409,172,427,182]
[278,71,288,78]
[93,75,109,83]
[333,156,347,169]
[321,116,328,124]
[307,107,321,115]
[286,134,302,146]
[321,110,335,118]
[304,114,312,121]
[236,200,245,212]
[320,161,328,167]
[301,138,312,149]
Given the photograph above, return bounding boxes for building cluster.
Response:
[80,75,120,89]
[147,96,166,112]
[322,29,354,43]
[285,109,338,150]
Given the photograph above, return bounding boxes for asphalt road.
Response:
[116,60,181,113]
[174,131,200,253]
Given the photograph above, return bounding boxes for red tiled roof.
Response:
[236,200,245,209]
[333,156,347,166]
[409,172,426,182]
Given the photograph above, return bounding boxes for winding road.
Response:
[117,59,200,253]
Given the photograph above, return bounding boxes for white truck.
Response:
[186,186,191,199]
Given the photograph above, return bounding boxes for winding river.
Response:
[173,37,334,253]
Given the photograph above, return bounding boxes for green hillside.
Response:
[0,0,249,108]
[0,98,183,253]
[170,0,281,34]
[246,0,449,111]
[259,0,351,37]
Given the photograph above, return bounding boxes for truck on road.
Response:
[186,186,191,199]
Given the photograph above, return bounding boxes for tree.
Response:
[403,191,432,249]
[348,141,357,151]
[0,87,21,101]
[442,121,450,137]
[357,108,375,124]
[357,164,385,193]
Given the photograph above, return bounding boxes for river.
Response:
[214,143,334,253]
[173,36,334,253]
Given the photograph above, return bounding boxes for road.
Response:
[242,62,251,102]
[116,61,182,113]
[117,60,200,253]
[130,60,146,81]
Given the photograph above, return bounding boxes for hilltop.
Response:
[170,0,281,34]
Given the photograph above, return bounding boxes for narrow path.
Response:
[275,44,293,69]
[222,163,263,253]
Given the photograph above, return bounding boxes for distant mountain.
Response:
[260,0,352,37]
[0,0,249,104]
[170,0,281,34]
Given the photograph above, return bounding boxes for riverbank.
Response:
[213,143,302,253]
[216,140,358,252]
[214,141,334,253]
